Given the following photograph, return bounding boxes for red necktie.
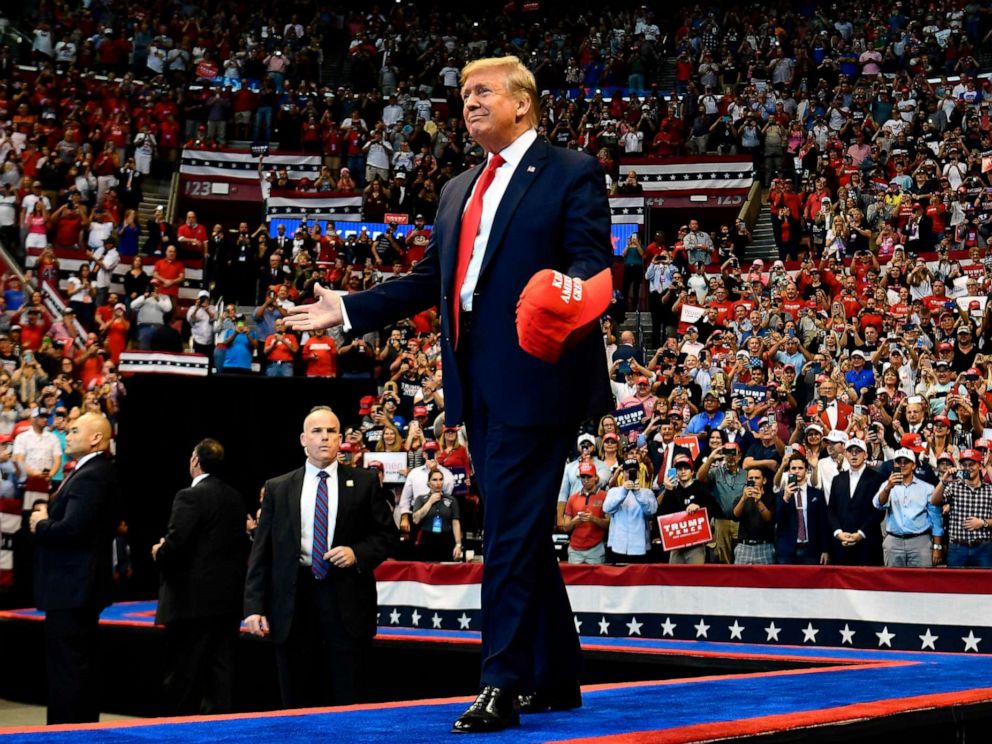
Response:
[453,154,505,348]
[796,489,807,543]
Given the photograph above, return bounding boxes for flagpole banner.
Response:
[374,562,992,654]
[180,148,321,181]
[619,156,755,196]
[266,193,364,221]
[609,196,646,224]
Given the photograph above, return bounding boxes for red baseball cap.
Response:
[516,268,612,363]
[578,461,597,477]
[413,405,428,417]
[423,440,439,452]
[340,442,355,453]
[960,448,982,462]
[366,460,385,471]
[603,432,619,442]
[358,395,376,415]
[674,454,694,467]
[900,433,925,453]
[938,342,953,351]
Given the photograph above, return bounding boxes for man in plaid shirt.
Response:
[931,449,992,568]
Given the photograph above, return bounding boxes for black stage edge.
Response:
[115,374,377,600]
[0,618,990,743]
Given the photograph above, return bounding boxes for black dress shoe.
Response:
[518,684,582,714]
[452,686,520,733]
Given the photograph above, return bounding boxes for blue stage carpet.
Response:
[2,605,992,743]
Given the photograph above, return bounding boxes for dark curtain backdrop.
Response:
[116,375,377,599]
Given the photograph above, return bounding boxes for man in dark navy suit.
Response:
[243,407,395,707]
[30,413,119,724]
[286,56,613,732]
[153,438,248,715]
[774,454,831,565]
[827,438,885,566]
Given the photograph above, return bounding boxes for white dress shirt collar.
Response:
[492,128,537,169]
[73,452,102,472]
[305,459,339,480]
[192,473,210,488]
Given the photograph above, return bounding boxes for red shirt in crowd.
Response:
[302,334,338,377]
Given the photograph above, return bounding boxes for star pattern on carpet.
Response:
[389,608,401,625]
[410,609,421,627]
[598,617,611,635]
[728,620,745,640]
[457,613,471,630]
[661,617,677,637]
[574,616,583,634]
[626,617,643,636]
[431,613,442,629]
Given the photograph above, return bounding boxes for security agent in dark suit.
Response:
[152,438,248,715]
[285,56,613,733]
[29,413,119,725]
[827,438,885,566]
[774,455,831,565]
[244,407,396,707]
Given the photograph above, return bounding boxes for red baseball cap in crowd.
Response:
[937,342,953,351]
[960,448,982,462]
[340,442,355,453]
[578,461,597,477]
[976,439,992,450]
[366,460,385,472]
[423,440,439,452]
[603,432,619,442]
[674,454,694,467]
[900,433,925,453]
[516,268,613,363]
[413,405,428,417]
[933,414,951,426]
[358,395,376,415]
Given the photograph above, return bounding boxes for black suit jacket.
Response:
[775,485,830,562]
[155,475,248,625]
[244,464,396,643]
[144,219,177,255]
[34,455,120,611]
[827,468,885,565]
[343,136,614,428]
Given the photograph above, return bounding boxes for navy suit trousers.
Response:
[459,333,581,692]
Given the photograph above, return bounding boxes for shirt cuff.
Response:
[339,295,353,334]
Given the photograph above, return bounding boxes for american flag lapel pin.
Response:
[527,166,536,173]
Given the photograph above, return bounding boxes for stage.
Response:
[1,563,991,742]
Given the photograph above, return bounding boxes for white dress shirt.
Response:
[192,473,210,488]
[299,460,339,566]
[459,128,538,311]
[833,464,867,539]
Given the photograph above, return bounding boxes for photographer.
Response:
[218,313,257,374]
[130,279,172,350]
[262,318,299,378]
[658,454,715,564]
[697,442,746,564]
[186,290,217,357]
[562,461,610,565]
[603,458,656,564]
[731,467,776,564]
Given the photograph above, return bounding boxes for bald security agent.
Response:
[30,413,120,724]
[243,407,396,707]
[285,56,613,732]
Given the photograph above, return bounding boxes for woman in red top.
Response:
[103,303,131,365]
[437,425,470,472]
[50,193,89,250]
[36,247,61,288]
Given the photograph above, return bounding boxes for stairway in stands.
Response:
[656,57,677,97]
[743,202,779,264]
[137,177,171,227]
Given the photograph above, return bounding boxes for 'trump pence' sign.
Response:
[658,508,713,551]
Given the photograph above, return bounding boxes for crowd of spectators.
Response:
[1,1,992,570]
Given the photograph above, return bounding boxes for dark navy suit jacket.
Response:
[343,135,614,428]
[774,484,830,562]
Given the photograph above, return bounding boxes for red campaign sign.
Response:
[195,62,219,80]
[657,508,713,551]
[384,213,409,224]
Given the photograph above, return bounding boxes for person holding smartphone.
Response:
[774,455,829,565]
[603,459,657,564]
[658,455,715,564]
[874,448,942,567]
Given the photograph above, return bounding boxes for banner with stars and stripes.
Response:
[180,148,322,181]
[266,192,364,222]
[373,562,992,655]
[618,156,755,196]
[610,196,645,225]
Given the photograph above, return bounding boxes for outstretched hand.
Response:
[284,283,344,332]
